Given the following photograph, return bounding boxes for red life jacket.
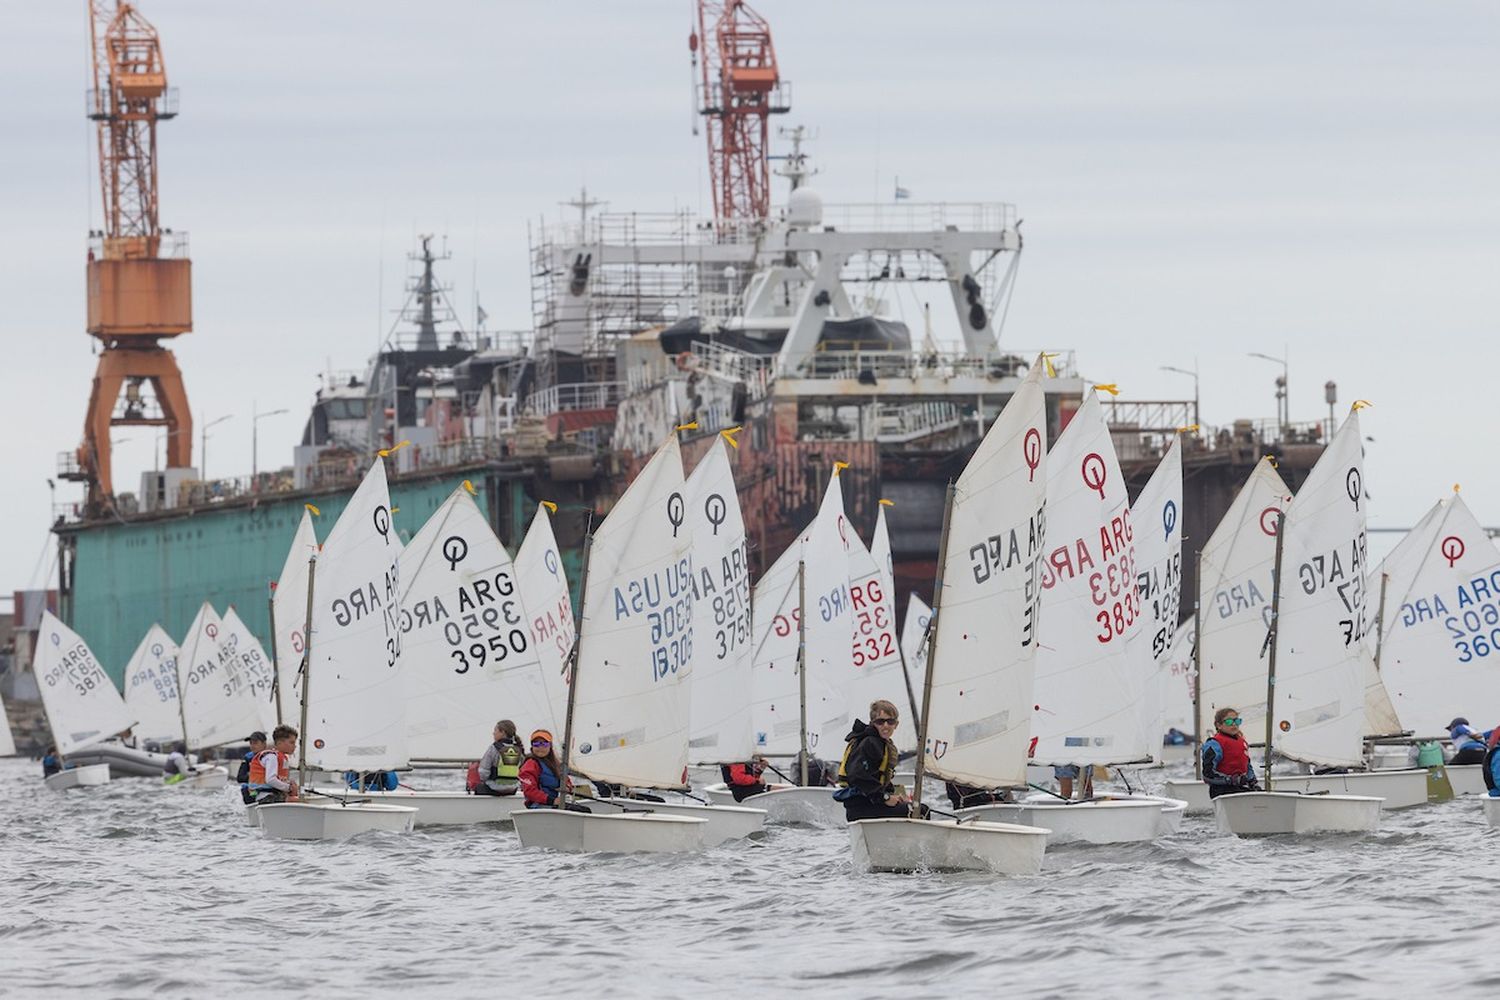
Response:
[725,763,763,787]
[1213,731,1251,777]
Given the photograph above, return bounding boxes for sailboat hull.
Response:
[510,809,708,854]
[166,766,229,789]
[954,797,1165,845]
[1212,791,1382,836]
[308,787,522,827]
[1447,765,1486,796]
[1170,770,1428,813]
[848,818,1050,875]
[582,797,766,845]
[702,783,843,827]
[1484,796,1500,829]
[1163,779,1213,815]
[258,802,417,840]
[44,764,112,791]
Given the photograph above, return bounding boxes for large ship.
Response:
[48,1,1331,678]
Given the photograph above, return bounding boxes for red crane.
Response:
[691,0,790,222]
[76,0,193,513]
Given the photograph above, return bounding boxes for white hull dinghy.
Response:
[584,796,766,845]
[1213,791,1382,836]
[510,809,708,854]
[1447,765,1486,797]
[1484,797,1500,829]
[257,801,417,840]
[44,763,112,792]
[702,783,844,827]
[168,765,229,789]
[1144,795,1189,835]
[308,787,523,827]
[1268,769,1427,810]
[849,818,1049,875]
[954,796,1166,846]
[1163,779,1214,815]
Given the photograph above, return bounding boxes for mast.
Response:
[910,482,956,818]
[296,554,317,790]
[267,585,283,726]
[1262,509,1287,792]
[557,532,594,809]
[797,557,809,787]
[173,628,190,753]
[1192,548,1203,780]
[1372,571,1390,672]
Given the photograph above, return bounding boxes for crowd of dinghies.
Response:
[28,357,1500,867]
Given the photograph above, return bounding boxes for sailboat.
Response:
[258,459,417,840]
[1214,407,1384,836]
[513,504,575,733]
[991,390,1175,844]
[33,611,129,791]
[169,602,255,787]
[309,483,558,826]
[122,625,183,748]
[846,506,917,754]
[849,363,1052,874]
[510,435,708,853]
[1157,622,1197,764]
[270,508,319,726]
[1372,489,1500,798]
[218,608,278,732]
[702,469,854,827]
[585,439,767,844]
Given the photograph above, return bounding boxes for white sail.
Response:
[178,603,263,750]
[900,593,933,698]
[924,364,1048,788]
[1032,390,1153,766]
[750,474,854,758]
[271,509,319,722]
[220,607,278,732]
[570,437,695,788]
[122,624,183,746]
[513,506,574,733]
[1375,492,1500,737]
[685,441,755,764]
[1272,410,1373,768]
[847,509,915,752]
[1196,458,1290,741]
[0,692,15,757]
[305,459,407,772]
[1162,621,1197,735]
[398,486,547,759]
[1127,439,1184,760]
[34,611,134,756]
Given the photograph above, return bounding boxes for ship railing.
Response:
[863,401,964,443]
[523,382,622,416]
[688,340,777,394]
[811,201,1018,235]
[795,348,1076,382]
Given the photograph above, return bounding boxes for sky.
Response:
[2,1,1497,595]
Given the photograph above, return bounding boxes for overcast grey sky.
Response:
[3,1,1498,594]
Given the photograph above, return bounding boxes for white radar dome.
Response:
[786,187,823,227]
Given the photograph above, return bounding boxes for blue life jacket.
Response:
[1485,746,1500,796]
[527,760,562,808]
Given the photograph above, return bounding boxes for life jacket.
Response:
[723,762,763,787]
[837,734,896,789]
[247,749,290,789]
[465,761,483,793]
[1485,746,1499,793]
[494,740,523,783]
[1210,731,1251,777]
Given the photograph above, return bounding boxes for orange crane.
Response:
[690,0,790,222]
[74,0,193,513]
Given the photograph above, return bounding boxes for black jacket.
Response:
[839,720,895,802]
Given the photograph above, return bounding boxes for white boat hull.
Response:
[510,808,707,854]
[849,818,1050,875]
[702,783,843,827]
[44,763,112,792]
[258,801,417,840]
[1448,765,1486,796]
[1147,796,1189,835]
[1164,779,1214,815]
[1484,796,1500,829]
[166,766,229,789]
[583,797,766,845]
[1213,791,1382,836]
[1268,770,1427,810]
[954,797,1165,845]
[309,787,521,827]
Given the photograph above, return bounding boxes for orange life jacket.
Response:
[247,749,289,788]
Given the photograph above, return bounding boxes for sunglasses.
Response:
[1221,717,1243,727]
[531,739,552,747]
[872,718,899,727]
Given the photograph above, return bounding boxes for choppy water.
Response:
[2,756,1496,999]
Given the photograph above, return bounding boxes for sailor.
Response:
[1053,765,1082,800]
[473,719,524,797]
[117,727,138,750]
[246,725,300,805]
[835,700,929,822]
[1486,727,1500,798]
[344,770,400,791]
[237,731,268,804]
[945,781,1011,809]
[1446,717,1489,766]
[41,746,63,778]
[517,730,588,811]
[162,742,193,784]
[1201,708,1260,798]
[721,755,769,801]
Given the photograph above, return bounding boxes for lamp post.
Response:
[1324,381,1338,440]
[1248,351,1290,439]
[1160,363,1200,429]
[202,414,233,482]
[252,404,289,483]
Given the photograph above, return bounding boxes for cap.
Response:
[1447,717,1469,731]
[530,729,554,746]
[247,731,268,743]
